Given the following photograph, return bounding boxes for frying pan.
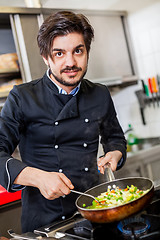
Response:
[75,177,154,223]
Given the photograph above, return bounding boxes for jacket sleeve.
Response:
[99,90,127,170]
[0,86,27,192]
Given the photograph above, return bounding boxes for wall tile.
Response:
[142,54,157,77]
[150,26,160,52]
[154,52,160,74]
[137,30,153,56]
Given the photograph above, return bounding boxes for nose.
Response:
[65,53,76,67]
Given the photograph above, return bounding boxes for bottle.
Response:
[127,124,139,152]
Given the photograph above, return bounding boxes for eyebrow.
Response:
[52,44,85,52]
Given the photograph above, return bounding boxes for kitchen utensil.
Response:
[141,79,150,107]
[71,190,103,204]
[148,78,155,107]
[42,211,80,232]
[8,229,57,240]
[75,177,154,224]
[135,90,146,125]
[151,77,159,107]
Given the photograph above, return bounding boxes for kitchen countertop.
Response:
[127,143,160,163]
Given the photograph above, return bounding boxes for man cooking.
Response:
[0,11,126,233]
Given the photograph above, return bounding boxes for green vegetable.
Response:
[83,185,149,210]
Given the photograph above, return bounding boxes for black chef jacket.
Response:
[0,73,126,232]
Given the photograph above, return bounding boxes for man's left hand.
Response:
[97,150,122,174]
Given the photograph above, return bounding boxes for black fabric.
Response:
[0,73,126,232]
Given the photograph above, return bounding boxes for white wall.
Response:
[112,1,160,138]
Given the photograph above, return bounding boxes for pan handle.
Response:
[104,162,115,181]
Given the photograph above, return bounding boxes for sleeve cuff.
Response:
[6,158,27,192]
[117,157,124,169]
[11,184,26,191]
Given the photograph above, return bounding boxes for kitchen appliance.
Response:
[9,186,160,240]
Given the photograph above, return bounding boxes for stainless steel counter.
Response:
[114,144,160,185]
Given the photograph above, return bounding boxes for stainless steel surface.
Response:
[8,229,38,240]
[43,212,79,232]
[104,162,115,182]
[0,6,127,16]
[0,6,41,14]
[115,144,160,184]
[8,229,58,240]
[34,212,83,239]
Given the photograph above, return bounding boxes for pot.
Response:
[75,177,154,223]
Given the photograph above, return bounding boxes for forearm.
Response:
[14,166,44,188]
[14,166,74,200]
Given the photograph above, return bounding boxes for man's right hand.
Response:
[14,167,74,200]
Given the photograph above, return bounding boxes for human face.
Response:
[43,32,88,93]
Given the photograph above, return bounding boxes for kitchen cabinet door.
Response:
[10,14,46,82]
[85,14,134,81]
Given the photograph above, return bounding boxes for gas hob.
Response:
[9,188,160,240]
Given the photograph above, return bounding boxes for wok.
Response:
[75,177,154,223]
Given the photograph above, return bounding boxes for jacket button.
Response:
[55,121,59,125]
[84,118,89,123]
[83,143,87,147]
[55,145,59,149]
[84,167,89,171]
[59,169,63,173]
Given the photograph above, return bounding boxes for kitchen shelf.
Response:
[0,68,19,73]
[0,69,21,80]
[92,75,138,92]
[0,91,9,98]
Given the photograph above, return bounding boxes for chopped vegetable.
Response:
[84,185,149,209]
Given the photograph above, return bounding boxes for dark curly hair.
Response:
[37,11,94,59]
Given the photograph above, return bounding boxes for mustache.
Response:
[60,66,82,74]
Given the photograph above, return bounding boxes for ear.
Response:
[42,56,49,66]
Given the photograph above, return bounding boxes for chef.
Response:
[0,11,126,232]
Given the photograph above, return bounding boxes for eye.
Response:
[75,48,82,54]
[56,52,63,57]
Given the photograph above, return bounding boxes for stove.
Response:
[32,188,160,240]
[9,188,160,240]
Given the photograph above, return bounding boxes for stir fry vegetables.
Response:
[84,185,149,209]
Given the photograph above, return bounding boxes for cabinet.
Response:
[0,10,47,106]
[10,13,46,82]
[84,14,134,81]
[0,13,22,107]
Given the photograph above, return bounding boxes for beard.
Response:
[49,65,87,87]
